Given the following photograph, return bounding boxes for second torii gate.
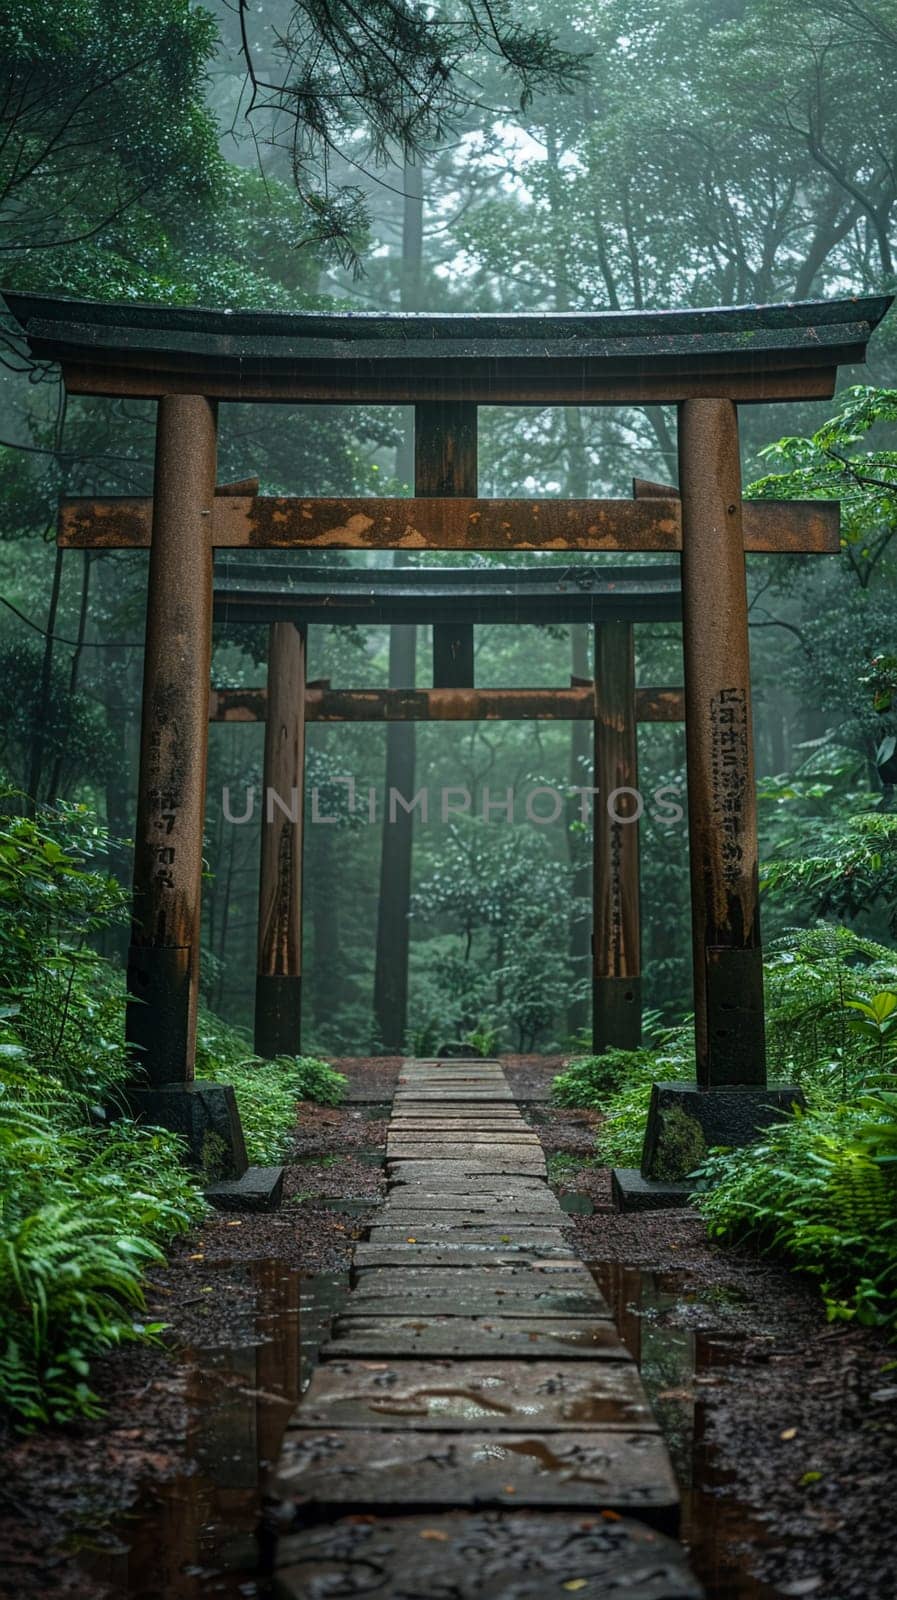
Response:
[209,562,686,1059]
[4,287,889,1206]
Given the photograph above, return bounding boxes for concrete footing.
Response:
[126,1080,284,1210]
[612,1169,696,1211]
[205,1164,285,1212]
[613,1080,805,1213]
[127,1080,248,1178]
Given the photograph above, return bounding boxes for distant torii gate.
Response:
[4,288,889,1206]
[208,562,687,1060]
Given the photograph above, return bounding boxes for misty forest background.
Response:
[3,0,897,1061]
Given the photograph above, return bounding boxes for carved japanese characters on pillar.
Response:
[126,393,217,1086]
[678,398,765,1088]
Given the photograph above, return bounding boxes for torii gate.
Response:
[209,560,687,1059]
[4,289,889,1208]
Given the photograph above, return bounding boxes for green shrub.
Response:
[696,1103,897,1332]
[195,1010,345,1162]
[0,1040,204,1424]
[764,924,897,1098]
[552,1031,694,1168]
[552,1048,664,1108]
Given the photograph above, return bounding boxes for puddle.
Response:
[78,1261,349,1599]
[591,1262,785,1600]
[558,1190,595,1215]
[292,1195,374,1217]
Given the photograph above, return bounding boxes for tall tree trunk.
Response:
[311,823,341,1031]
[47,550,91,803]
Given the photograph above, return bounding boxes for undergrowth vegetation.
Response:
[0,797,339,1425]
[196,1013,345,1163]
[553,923,897,1333]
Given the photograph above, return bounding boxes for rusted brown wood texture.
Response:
[57,494,839,553]
[679,399,766,1087]
[209,684,685,724]
[125,394,217,1085]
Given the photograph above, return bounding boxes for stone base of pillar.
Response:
[254,973,302,1059]
[612,1079,805,1210]
[126,1080,284,1210]
[642,1081,805,1182]
[611,1169,696,1211]
[127,1079,249,1180]
[205,1165,285,1212]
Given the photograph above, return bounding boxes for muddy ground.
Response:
[533,1095,897,1600]
[1,1057,895,1600]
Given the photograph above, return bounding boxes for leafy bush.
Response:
[552,1048,665,1108]
[552,1031,694,1168]
[195,1010,345,1162]
[696,1103,897,1333]
[0,1007,204,1425]
[0,799,337,1424]
[764,924,897,1098]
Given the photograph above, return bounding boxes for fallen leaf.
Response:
[780,1427,798,1440]
[799,1471,823,1487]
[600,1509,621,1521]
[419,1529,449,1542]
[562,1582,588,1592]
[187,1253,204,1261]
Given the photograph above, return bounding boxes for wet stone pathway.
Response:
[271,1060,703,1598]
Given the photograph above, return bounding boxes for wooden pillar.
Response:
[373,621,417,1051]
[255,621,306,1058]
[433,622,475,688]
[592,620,641,1052]
[126,394,217,1085]
[679,398,765,1087]
[373,402,477,1052]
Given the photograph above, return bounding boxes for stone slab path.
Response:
[271,1060,702,1599]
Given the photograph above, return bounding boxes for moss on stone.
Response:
[646,1106,707,1182]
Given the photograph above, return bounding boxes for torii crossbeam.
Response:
[4,287,889,1208]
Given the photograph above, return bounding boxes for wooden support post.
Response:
[433,622,475,687]
[126,394,217,1085]
[255,621,306,1058]
[373,403,478,1052]
[592,621,641,1052]
[679,398,765,1086]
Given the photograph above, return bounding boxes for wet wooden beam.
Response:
[209,685,686,723]
[679,399,766,1087]
[255,622,306,1059]
[632,475,837,556]
[57,495,839,553]
[57,358,841,406]
[593,622,641,1053]
[125,394,217,1085]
